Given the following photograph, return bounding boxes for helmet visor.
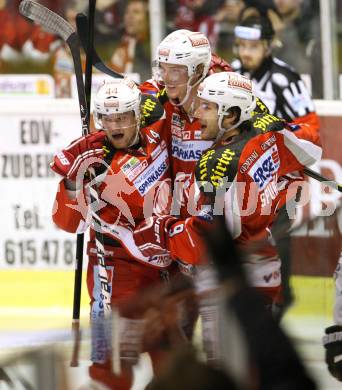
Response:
[155,62,189,87]
[192,97,219,120]
[98,111,137,131]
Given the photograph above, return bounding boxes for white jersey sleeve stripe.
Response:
[280,129,322,167]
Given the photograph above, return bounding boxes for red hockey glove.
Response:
[50,131,106,181]
[208,53,232,75]
[133,215,178,257]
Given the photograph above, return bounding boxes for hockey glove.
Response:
[323,325,342,381]
[50,131,106,181]
[208,53,232,74]
[133,215,178,257]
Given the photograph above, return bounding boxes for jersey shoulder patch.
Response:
[156,87,169,106]
[195,145,240,192]
[250,112,285,135]
[140,94,165,127]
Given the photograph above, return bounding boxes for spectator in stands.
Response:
[0,0,59,74]
[215,1,276,66]
[53,1,86,97]
[109,0,151,82]
[272,0,322,97]
[171,0,226,49]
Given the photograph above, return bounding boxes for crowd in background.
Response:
[0,0,341,98]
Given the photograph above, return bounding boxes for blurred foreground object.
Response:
[0,347,69,390]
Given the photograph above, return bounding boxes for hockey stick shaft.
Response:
[304,167,342,193]
[76,12,124,79]
[84,0,96,120]
[19,0,112,349]
[71,0,97,367]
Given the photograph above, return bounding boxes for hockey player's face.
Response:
[158,63,189,100]
[194,98,219,140]
[236,39,268,71]
[102,111,137,149]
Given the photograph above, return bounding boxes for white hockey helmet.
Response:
[156,29,211,105]
[197,72,256,141]
[157,29,211,79]
[94,77,141,130]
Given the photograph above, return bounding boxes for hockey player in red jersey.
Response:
[144,29,232,218]
[131,72,322,306]
[51,78,173,389]
[232,10,321,316]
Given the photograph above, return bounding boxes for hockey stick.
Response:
[304,167,342,193]
[76,12,125,79]
[70,0,96,368]
[19,0,112,364]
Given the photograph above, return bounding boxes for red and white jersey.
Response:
[139,56,232,217]
[163,99,213,218]
[167,126,322,270]
[53,96,172,269]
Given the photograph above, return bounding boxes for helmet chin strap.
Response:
[170,72,205,108]
[128,116,141,148]
[215,114,242,143]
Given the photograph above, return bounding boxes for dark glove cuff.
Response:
[323,325,342,346]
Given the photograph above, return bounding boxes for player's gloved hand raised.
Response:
[208,53,232,74]
[50,131,106,181]
[133,215,178,258]
[323,325,342,381]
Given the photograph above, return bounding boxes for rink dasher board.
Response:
[0,99,86,270]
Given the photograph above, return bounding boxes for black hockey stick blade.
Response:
[19,1,88,133]
[19,0,74,41]
[76,12,124,79]
[304,167,342,192]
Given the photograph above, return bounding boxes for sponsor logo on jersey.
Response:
[127,160,148,182]
[171,113,185,137]
[134,149,169,195]
[121,156,149,182]
[253,113,283,133]
[171,126,182,137]
[142,97,157,120]
[261,134,276,151]
[121,156,140,174]
[210,148,235,188]
[182,131,190,140]
[248,145,280,190]
[228,74,252,92]
[57,152,70,165]
[171,113,185,129]
[194,130,202,140]
[263,270,281,283]
[171,137,212,161]
[260,175,279,208]
[240,150,259,174]
[151,140,166,160]
[149,253,172,267]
